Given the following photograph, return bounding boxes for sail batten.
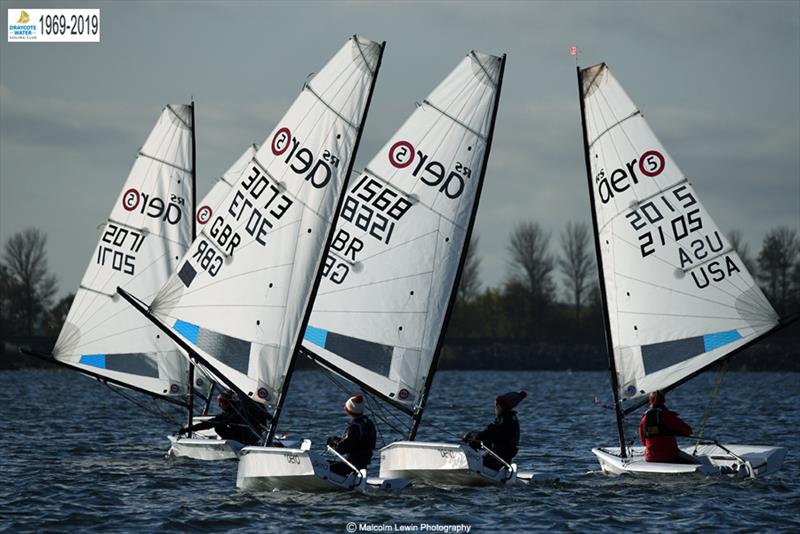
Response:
[579,63,779,403]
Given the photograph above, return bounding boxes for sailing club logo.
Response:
[387,139,473,199]
[594,149,665,204]
[196,205,213,225]
[269,126,341,189]
[388,140,415,169]
[121,188,184,225]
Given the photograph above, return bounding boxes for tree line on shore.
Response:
[1,224,799,351]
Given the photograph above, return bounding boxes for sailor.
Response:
[326,394,377,477]
[179,389,267,446]
[462,390,526,471]
[639,390,695,463]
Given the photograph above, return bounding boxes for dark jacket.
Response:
[639,406,693,462]
[184,400,268,446]
[330,415,377,469]
[467,410,520,463]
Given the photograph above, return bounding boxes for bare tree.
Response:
[558,221,594,320]
[456,235,481,306]
[2,228,58,335]
[757,226,799,315]
[728,229,757,275]
[507,221,555,304]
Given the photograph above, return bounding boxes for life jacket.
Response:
[643,407,669,438]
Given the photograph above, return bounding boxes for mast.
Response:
[577,64,627,457]
[185,100,198,436]
[264,38,386,445]
[408,53,507,441]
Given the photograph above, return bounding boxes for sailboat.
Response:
[118,36,386,466]
[576,62,794,477]
[167,143,259,461]
[234,50,535,492]
[21,103,198,416]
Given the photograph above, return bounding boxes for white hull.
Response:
[379,441,555,486]
[167,435,241,461]
[592,444,787,478]
[237,445,410,492]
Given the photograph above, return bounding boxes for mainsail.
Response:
[145,36,384,408]
[578,64,779,404]
[195,144,258,231]
[301,51,506,435]
[53,104,195,399]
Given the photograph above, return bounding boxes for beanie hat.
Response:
[496,390,527,410]
[344,394,365,416]
[649,390,665,406]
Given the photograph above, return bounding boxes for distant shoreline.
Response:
[3,333,797,372]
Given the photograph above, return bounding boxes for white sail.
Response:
[148,36,383,405]
[195,144,258,230]
[580,64,779,402]
[54,105,195,397]
[301,52,504,411]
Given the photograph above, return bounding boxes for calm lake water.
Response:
[1,369,798,533]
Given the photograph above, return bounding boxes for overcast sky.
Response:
[1,0,798,299]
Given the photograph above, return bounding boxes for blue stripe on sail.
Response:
[304,325,328,348]
[174,320,200,343]
[79,354,106,368]
[703,330,742,352]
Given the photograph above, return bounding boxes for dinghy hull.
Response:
[236,446,410,492]
[167,435,240,461]
[592,444,787,478]
[379,441,537,486]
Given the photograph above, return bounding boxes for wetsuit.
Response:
[465,410,520,471]
[639,406,693,463]
[328,415,377,477]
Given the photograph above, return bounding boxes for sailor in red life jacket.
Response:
[639,390,695,463]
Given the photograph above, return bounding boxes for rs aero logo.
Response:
[388,140,472,199]
[595,150,665,204]
[122,189,185,225]
[271,127,340,189]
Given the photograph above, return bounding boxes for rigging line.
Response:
[176,260,295,298]
[421,99,487,141]
[71,249,176,331]
[316,270,434,298]
[588,110,642,149]
[613,271,756,314]
[137,151,191,175]
[693,360,728,454]
[103,381,177,425]
[609,232,763,309]
[303,83,357,130]
[344,229,440,265]
[595,84,671,199]
[165,104,191,130]
[407,73,488,200]
[352,35,375,76]
[585,91,624,217]
[469,50,498,88]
